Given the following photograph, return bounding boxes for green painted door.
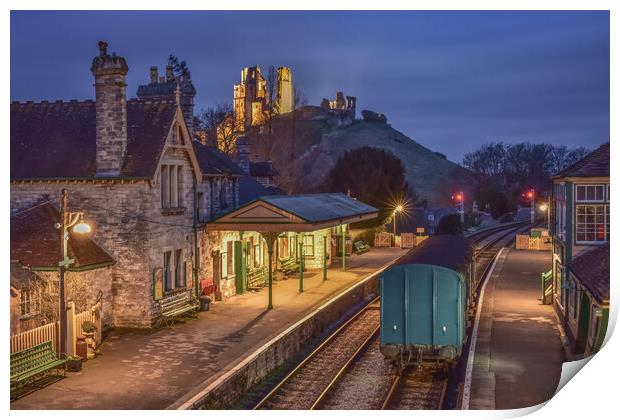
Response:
[575,292,591,354]
[234,241,247,294]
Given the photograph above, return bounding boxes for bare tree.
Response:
[195,103,237,156]
[293,84,308,109]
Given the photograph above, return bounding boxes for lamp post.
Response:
[539,203,550,230]
[453,192,464,224]
[525,189,535,225]
[393,204,403,237]
[57,189,91,355]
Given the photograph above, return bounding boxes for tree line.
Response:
[462,142,591,218]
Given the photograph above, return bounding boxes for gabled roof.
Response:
[553,143,610,178]
[192,141,244,177]
[238,175,273,205]
[569,243,610,304]
[207,193,378,233]
[11,201,115,270]
[11,98,178,179]
[259,193,377,223]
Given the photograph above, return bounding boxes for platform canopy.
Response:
[206,192,378,233]
[206,193,378,310]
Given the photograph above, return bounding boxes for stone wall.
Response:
[11,145,197,328]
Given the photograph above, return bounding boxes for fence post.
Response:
[66,301,76,357]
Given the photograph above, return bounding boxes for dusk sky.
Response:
[10,10,609,162]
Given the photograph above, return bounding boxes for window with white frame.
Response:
[303,235,315,257]
[161,165,184,209]
[164,251,172,290]
[576,204,609,243]
[575,184,606,202]
[20,288,40,318]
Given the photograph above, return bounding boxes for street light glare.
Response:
[395,204,404,212]
[539,204,548,212]
[73,221,91,234]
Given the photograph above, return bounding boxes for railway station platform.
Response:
[11,247,407,410]
[468,248,565,410]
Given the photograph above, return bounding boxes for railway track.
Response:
[252,222,530,410]
[382,365,448,410]
[254,298,380,410]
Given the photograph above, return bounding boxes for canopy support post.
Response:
[260,231,278,310]
[342,224,346,271]
[298,234,304,293]
[323,235,328,281]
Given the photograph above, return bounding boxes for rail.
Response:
[254,298,380,409]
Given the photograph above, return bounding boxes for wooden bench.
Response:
[280,256,300,275]
[11,341,66,397]
[247,266,267,291]
[353,240,371,255]
[157,290,199,328]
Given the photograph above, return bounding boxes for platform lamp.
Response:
[56,189,91,355]
[393,204,404,236]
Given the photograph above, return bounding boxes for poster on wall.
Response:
[153,268,163,300]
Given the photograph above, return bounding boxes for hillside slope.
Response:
[250,112,472,207]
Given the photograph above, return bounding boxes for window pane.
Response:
[576,186,586,201]
[175,249,182,287]
[595,185,604,201]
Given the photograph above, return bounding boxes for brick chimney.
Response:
[236,136,250,175]
[150,66,158,83]
[91,41,129,176]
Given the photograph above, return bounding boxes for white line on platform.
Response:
[170,257,399,410]
[461,246,505,410]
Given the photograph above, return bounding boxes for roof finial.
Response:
[174,81,181,106]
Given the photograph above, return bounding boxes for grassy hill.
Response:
[250,110,473,207]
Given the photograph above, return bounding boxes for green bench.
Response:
[11,341,66,397]
[353,240,371,255]
[247,266,267,290]
[157,290,200,328]
[280,256,300,275]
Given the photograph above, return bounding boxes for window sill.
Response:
[163,286,189,296]
[161,207,186,216]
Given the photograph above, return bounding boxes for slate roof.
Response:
[250,161,280,177]
[259,193,378,223]
[11,201,115,270]
[11,98,178,179]
[192,141,244,176]
[554,143,610,178]
[238,175,273,205]
[10,261,44,290]
[393,234,471,274]
[137,79,196,98]
[569,243,610,304]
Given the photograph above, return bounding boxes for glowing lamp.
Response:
[395,204,404,213]
[539,204,548,212]
[73,220,91,234]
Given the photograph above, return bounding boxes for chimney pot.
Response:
[150,66,158,83]
[98,40,108,56]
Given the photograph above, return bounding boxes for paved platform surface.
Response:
[11,247,407,410]
[470,248,565,410]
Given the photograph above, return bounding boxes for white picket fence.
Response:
[10,303,102,354]
[10,321,59,353]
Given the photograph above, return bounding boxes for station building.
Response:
[549,143,609,356]
[10,41,377,330]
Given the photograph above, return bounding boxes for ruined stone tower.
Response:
[91,41,129,176]
[233,66,268,132]
[275,67,293,114]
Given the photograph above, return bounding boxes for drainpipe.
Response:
[192,175,200,298]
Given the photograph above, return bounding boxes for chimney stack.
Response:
[150,66,158,83]
[91,40,129,177]
[235,136,250,175]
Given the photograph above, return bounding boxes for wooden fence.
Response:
[10,321,59,353]
[10,303,102,354]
